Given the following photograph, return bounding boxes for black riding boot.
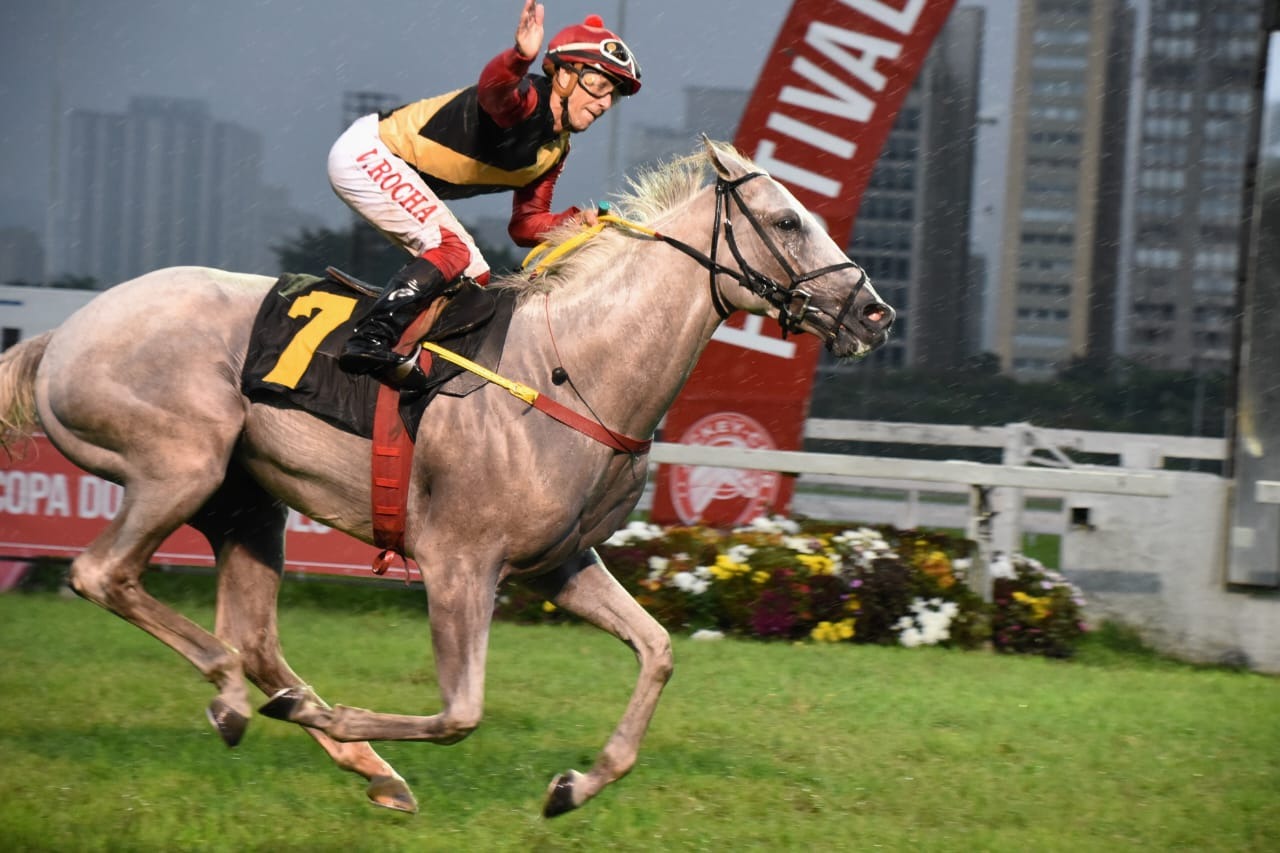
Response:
[338,256,452,377]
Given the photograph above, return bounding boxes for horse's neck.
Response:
[521,206,723,437]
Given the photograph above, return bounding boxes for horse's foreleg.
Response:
[524,549,674,818]
[259,558,497,746]
[203,492,417,814]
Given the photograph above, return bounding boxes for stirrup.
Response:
[380,354,431,393]
[337,342,403,376]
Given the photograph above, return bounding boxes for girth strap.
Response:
[369,298,447,577]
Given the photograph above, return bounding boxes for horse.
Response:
[0,138,893,818]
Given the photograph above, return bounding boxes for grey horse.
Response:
[0,139,893,817]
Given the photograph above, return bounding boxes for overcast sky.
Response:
[0,0,1014,238]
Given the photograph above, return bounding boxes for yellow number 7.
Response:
[261,291,359,389]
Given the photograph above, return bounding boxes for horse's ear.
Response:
[701,134,749,180]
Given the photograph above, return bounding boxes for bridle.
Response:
[498,169,880,457]
[653,172,872,349]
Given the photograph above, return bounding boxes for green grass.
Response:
[1,573,1276,852]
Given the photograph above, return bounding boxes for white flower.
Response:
[735,515,800,535]
[690,629,724,641]
[604,520,665,546]
[782,535,818,554]
[646,555,669,583]
[900,627,925,648]
[897,597,958,647]
[727,543,757,563]
[988,554,1015,580]
[672,571,709,595]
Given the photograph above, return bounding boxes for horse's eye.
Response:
[776,215,802,232]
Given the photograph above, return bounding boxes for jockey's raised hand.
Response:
[329,0,640,383]
[515,0,544,60]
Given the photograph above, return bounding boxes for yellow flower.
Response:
[752,570,770,584]
[796,553,836,575]
[542,601,557,613]
[918,550,955,588]
[1012,591,1052,621]
[709,553,751,580]
[810,618,856,643]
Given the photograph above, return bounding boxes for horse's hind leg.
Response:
[65,474,257,744]
[522,549,674,818]
[196,474,417,813]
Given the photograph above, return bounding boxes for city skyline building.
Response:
[49,96,315,288]
[1123,0,1263,375]
[992,0,1134,378]
[848,5,985,372]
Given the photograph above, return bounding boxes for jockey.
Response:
[329,0,642,380]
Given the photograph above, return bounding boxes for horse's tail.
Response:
[0,332,52,454]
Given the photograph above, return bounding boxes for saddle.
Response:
[242,268,519,440]
[241,268,519,571]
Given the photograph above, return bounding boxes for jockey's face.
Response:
[552,66,617,134]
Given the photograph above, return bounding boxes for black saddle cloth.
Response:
[241,272,518,439]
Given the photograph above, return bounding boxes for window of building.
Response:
[1033,27,1090,46]
[1140,141,1189,166]
[1151,37,1196,60]
[1135,247,1182,268]
[1032,54,1089,71]
[1139,169,1187,191]
[1144,89,1193,111]
[1143,116,1192,137]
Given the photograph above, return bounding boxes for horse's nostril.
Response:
[863,302,892,329]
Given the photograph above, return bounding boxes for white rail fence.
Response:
[641,420,1230,600]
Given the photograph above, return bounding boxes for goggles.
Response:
[551,37,639,78]
[573,67,621,99]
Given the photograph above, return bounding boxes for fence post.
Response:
[966,485,995,602]
[995,422,1031,558]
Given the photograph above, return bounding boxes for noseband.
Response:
[654,173,871,349]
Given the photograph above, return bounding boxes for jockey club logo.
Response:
[671,411,781,526]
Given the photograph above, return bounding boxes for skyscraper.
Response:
[993,0,1134,378]
[1124,0,1263,374]
[840,6,985,371]
[51,97,269,287]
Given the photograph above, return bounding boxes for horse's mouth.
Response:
[824,321,890,359]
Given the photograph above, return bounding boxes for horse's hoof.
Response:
[206,698,249,748]
[543,770,584,818]
[258,686,307,722]
[367,775,418,814]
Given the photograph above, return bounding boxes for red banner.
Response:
[0,434,413,582]
[652,0,958,526]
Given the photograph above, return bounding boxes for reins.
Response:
[522,172,869,343]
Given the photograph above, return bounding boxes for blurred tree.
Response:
[46,274,99,290]
[809,356,1229,465]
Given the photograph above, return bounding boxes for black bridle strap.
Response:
[647,173,866,342]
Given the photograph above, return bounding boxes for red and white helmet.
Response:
[542,14,642,96]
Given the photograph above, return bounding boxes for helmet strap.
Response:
[550,63,578,99]
[550,64,577,133]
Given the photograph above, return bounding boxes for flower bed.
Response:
[495,517,1089,658]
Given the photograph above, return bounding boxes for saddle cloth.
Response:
[241,272,519,439]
